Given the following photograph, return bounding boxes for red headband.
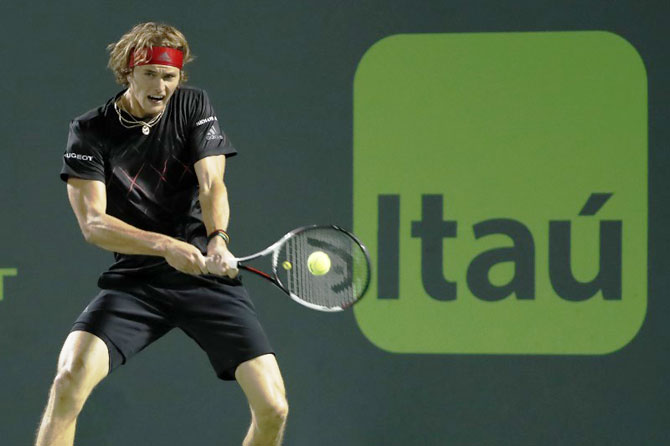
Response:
[129,46,184,69]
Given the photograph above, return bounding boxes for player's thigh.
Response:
[235,354,287,412]
[56,330,109,391]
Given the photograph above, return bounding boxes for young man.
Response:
[35,22,288,446]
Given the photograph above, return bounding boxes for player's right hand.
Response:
[163,239,208,275]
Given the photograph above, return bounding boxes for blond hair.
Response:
[107,22,193,86]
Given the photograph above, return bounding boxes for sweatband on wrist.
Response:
[207,229,230,245]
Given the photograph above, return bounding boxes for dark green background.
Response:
[1,1,667,445]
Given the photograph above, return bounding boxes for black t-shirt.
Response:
[60,86,236,279]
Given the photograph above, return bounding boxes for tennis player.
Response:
[35,22,288,446]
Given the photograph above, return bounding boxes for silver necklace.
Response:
[114,100,165,135]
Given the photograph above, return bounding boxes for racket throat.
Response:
[239,264,275,283]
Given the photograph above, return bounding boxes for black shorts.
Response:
[70,271,274,380]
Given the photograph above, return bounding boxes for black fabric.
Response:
[60,86,236,277]
[70,270,274,380]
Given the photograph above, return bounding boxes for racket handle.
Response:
[231,258,239,269]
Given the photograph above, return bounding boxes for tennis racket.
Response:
[226,225,371,312]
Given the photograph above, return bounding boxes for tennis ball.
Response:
[282,260,292,270]
[307,251,331,276]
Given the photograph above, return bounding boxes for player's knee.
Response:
[274,397,289,422]
[256,396,289,429]
[52,360,92,411]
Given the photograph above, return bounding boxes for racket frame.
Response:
[234,224,371,312]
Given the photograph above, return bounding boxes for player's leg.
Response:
[35,330,109,446]
[169,275,282,443]
[235,354,288,446]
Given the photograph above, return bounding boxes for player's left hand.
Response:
[205,238,239,278]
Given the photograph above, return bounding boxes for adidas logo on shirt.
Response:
[205,126,224,141]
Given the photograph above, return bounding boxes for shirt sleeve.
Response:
[59,120,106,183]
[188,89,237,163]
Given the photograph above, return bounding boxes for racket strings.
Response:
[277,227,370,310]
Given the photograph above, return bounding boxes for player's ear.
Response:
[125,67,135,86]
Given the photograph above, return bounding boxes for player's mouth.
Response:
[147,95,165,104]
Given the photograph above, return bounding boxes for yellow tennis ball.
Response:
[307,251,331,276]
[282,260,292,270]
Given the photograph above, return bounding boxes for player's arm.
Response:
[66,177,207,275]
[194,154,238,277]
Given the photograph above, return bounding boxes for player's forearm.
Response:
[83,213,172,256]
[199,181,230,237]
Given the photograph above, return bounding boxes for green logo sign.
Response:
[353,32,647,354]
[0,268,18,301]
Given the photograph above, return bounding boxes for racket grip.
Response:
[231,258,239,269]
